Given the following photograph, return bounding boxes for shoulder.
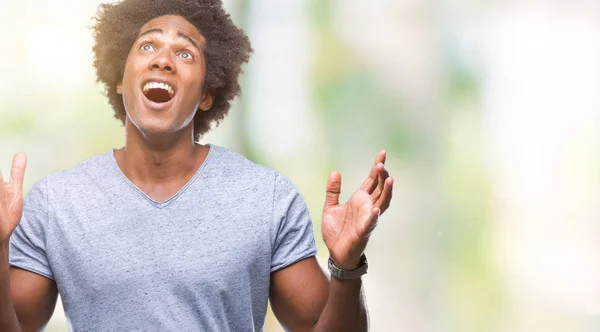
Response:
[206,144,300,197]
[20,151,114,223]
[37,150,114,196]
[207,144,279,183]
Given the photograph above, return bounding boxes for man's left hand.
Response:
[321,150,394,270]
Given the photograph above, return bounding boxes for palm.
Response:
[0,153,27,243]
[322,189,373,266]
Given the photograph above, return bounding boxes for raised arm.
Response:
[271,150,394,331]
[0,153,58,332]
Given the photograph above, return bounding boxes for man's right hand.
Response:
[0,153,27,244]
[0,153,58,332]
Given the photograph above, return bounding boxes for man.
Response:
[0,0,394,331]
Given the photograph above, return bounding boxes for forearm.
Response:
[312,277,368,332]
[0,243,22,332]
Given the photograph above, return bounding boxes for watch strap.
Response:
[328,254,368,280]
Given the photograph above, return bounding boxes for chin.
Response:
[134,116,195,141]
[127,113,169,135]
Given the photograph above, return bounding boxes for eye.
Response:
[178,51,194,60]
[140,43,155,52]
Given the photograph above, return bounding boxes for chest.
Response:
[46,197,273,303]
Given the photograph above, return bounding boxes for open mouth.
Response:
[143,82,175,103]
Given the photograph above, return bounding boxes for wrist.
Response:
[328,254,368,280]
[330,257,361,271]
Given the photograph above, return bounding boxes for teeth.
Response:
[143,81,174,97]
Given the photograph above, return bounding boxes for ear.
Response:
[198,87,215,111]
[116,82,123,95]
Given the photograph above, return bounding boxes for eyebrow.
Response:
[137,28,202,54]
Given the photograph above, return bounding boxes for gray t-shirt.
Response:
[9,144,317,331]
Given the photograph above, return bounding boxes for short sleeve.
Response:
[270,173,318,272]
[9,178,54,280]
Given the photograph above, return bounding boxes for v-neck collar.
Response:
[109,144,216,209]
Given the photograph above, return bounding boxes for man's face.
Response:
[117,15,213,138]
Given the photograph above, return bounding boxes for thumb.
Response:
[325,171,342,208]
[10,153,27,193]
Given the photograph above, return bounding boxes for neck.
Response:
[115,120,207,185]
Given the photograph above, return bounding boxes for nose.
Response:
[149,50,176,74]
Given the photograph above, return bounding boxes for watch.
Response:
[327,254,368,280]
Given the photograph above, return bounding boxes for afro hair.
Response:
[92,0,252,140]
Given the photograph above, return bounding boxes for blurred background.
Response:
[1,0,600,331]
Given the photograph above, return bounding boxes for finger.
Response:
[374,177,394,214]
[377,162,390,183]
[324,171,342,208]
[377,164,390,196]
[370,163,390,199]
[10,153,27,189]
[360,169,378,194]
[379,149,387,165]
[360,164,378,193]
[360,150,387,193]
[362,206,381,235]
